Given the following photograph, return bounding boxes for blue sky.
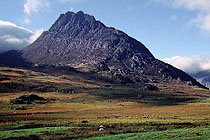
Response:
[0,0,210,72]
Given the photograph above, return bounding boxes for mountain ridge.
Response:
[0,11,207,89]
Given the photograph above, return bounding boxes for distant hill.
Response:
[0,11,206,89]
[190,71,210,89]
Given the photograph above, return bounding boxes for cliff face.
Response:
[0,11,206,89]
[22,11,153,66]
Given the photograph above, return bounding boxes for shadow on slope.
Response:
[91,86,200,105]
[0,50,32,68]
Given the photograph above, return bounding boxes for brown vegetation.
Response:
[0,67,209,139]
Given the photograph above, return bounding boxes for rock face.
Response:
[0,11,207,89]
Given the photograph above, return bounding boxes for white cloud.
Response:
[192,13,210,34]
[23,0,49,24]
[4,36,24,44]
[154,0,210,34]
[0,20,32,33]
[0,35,24,45]
[23,18,31,24]
[24,0,49,15]
[163,55,210,73]
[29,28,43,43]
[154,0,210,10]
[0,20,43,53]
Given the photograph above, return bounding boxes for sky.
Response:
[0,0,210,73]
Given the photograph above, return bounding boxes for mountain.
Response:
[0,11,207,89]
[190,71,210,89]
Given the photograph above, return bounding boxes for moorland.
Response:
[0,66,209,139]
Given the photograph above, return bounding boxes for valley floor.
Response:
[0,67,210,139]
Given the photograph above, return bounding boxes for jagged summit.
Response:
[49,11,101,33]
[21,11,153,68]
[0,11,207,89]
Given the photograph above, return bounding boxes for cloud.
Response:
[24,0,50,15]
[0,20,43,53]
[154,0,210,34]
[23,0,49,24]
[154,0,210,10]
[23,18,31,24]
[2,35,24,44]
[163,55,210,73]
[29,28,43,43]
[192,13,210,34]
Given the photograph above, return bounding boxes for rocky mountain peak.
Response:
[49,11,103,34]
[21,11,154,66]
[0,11,207,89]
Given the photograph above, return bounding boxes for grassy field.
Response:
[0,67,210,139]
[84,126,210,140]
